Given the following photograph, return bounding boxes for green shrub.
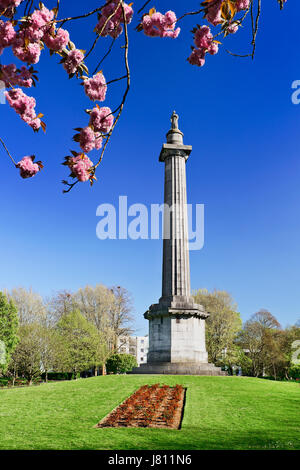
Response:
[289,365,300,380]
[40,372,77,381]
[106,353,137,374]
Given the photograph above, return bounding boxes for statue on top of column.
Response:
[171,111,179,130]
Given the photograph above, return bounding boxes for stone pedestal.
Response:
[132,112,224,376]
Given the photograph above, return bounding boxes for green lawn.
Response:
[0,375,299,450]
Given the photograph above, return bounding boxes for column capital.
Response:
[159,143,192,163]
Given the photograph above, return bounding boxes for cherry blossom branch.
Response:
[84,1,122,61]
[107,75,127,85]
[137,1,151,15]
[0,137,17,166]
[62,179,79,194]
[94,1,130,172]
[93,37,116,75]
[251,0,261,59]
[56,0,115,24]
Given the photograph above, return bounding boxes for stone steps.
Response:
[131,362,227,376]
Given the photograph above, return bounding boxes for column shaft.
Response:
[162,154,191,298]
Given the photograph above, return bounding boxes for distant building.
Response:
[118,335,149,366]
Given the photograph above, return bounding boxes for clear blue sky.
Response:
[1,1,300,335]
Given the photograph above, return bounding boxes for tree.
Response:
[9,323,42,385]
[73,284,122,374]
[277,325,300,379]
[56,309,101,378]
[0,1,289,191]
[7,287,46,325]
[110,286,134,352]
[238,309,282,377]
[106,353,137,374]
[193,288,242,363]
[39,326,61,382]
[0,292,19,374]
[73,284,115,332]
[46,290,76,325]
[73,284,134,357]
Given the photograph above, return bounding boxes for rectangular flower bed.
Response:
[96,384,186,430]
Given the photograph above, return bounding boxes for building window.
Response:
[141,340,144,344]
[176,318,180,324]
[141,357,144,361]
[161,317,163,324]
[141,348,144,352]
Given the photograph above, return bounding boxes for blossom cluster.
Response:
[0,63,34,87]
[141,10,180,38]
[63,49,84,75]
[79,127,103,154]
[0,20,16,54]
[0,0,23,17]
[95,1,133,39]
[0,5,70,66]
[5,88,42,131]
[64,153,94,183]
[73,106,114,154]
[16,155,42,179]
[83,72,107,102]
[0,0,23,8]
[188,25,218,67]
[204,0,250,28]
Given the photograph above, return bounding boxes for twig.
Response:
[62,180,79,194]
[56,0,115,24]
[225,50,251,58]
[251,0,261,59]
[0,137,17,166]
[92,38,116,75]
[94,1,130,171]
[84,1,122,62]
[137,0,151,15]
[107,75,127,85]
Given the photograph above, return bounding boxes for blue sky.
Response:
[1,0,300,335]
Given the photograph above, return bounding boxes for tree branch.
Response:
[0,137,17,166]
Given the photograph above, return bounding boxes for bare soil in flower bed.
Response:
[96,384,186,430]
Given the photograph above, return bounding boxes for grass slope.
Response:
[0,375,299,450]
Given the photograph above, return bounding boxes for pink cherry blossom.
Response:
[204,0,223,26]
[227,22,239,34]
[79,126,103,153]
[89,106,114,133]
[79,127,96,153]
[16,155,41,179]
[0,0,23,9]
[94,133,103,150]
[235,0,250,12]
[12,32,41,64]
[43,27,69,52]
[142,10,180,38]
[17,6,54,43]
[84,72,107,102]
[188,48,206,67]
[208,42,219,55]
[189,25,219,67]
[30,6,54,29]
[101,1,133,24]
[0,20,16,49]
[0,64,33,88]
[95,1,133,39]
[67,154,94,182]
[194,25,213,49]
[63,49,84,75]
[5,88,41,130]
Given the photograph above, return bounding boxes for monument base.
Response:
[131,362,226,376]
